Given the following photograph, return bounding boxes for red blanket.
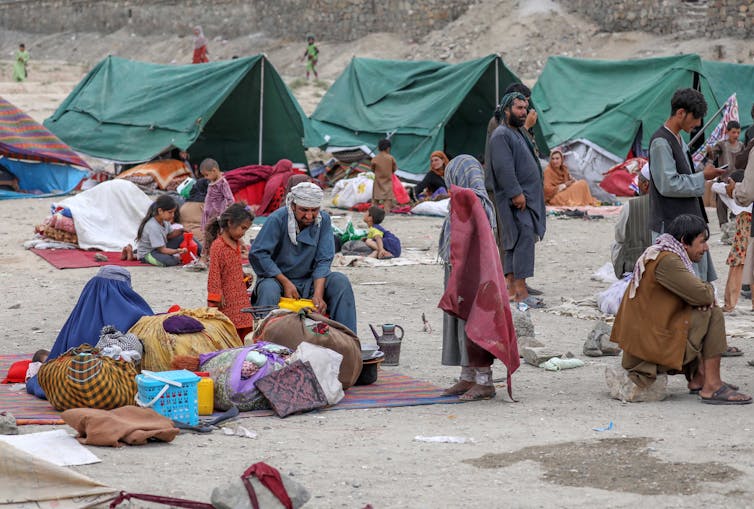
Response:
[437,186,519,398]
[224,160,293,195]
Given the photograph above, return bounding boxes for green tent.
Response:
[701,59,754,128]
[45,55,312,170]
[531,54,723,159]
[305,55,520,177]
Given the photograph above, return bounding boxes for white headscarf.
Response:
[286,182,324,245]
[193,26,207,49]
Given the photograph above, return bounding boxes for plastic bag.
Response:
[330,173,373,209]
[596,274,631,315]
[177,177,195,199]
[340,218,367,241]
[289,342,344,405]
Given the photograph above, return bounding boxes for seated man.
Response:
[249,182,357,333]
[610,214,751,405]
[610,164,652,278]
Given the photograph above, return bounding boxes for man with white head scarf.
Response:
[250,182,357,332]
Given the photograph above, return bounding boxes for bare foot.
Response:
[443,380,474,396]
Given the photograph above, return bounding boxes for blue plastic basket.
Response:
[136,369,200,425]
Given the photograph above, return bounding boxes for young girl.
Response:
[136,195,189,267]
[207,203,255,338]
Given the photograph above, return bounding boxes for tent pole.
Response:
[689,99,728,147]
[258,57,265,165]
[495,54,500,106]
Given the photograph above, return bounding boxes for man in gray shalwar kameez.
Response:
[488,92,546,307]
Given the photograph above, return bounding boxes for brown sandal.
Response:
[443,380,474,396]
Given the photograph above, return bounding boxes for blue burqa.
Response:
[27,265,153,398]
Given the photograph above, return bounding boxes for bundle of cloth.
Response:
[225,159,308,216]
[130,307,243,371]
[35,207,78,244]
[34,180,153,251]
[116,159,191,192]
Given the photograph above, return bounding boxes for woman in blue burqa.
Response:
[27,266,153,398]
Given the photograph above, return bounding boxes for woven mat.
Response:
[0,354,461,425]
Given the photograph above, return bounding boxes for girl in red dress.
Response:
[207,204,254,339]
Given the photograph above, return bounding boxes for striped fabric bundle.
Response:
[37,344,137,411]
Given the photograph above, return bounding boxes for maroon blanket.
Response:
[224,159,293,194]
[438,186,519,398]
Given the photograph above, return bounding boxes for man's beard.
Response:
[508,114,525,128]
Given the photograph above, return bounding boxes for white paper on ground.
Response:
[0,429,101,466]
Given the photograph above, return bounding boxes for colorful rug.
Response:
[0,353,64,425]
[31,248,146,270]
[1,354,461,424]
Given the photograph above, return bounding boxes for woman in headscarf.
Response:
[543,149,599,206]
[192,26,209,64]
[412,150,449,201]
[439,155,509,401]
[26,266,154,399]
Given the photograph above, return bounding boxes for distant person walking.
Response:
[13,44,29,82]
[192,26,209,64]
[301,35,319,79]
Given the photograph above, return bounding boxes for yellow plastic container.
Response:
[278,297,315,312]
[195,372,214,416]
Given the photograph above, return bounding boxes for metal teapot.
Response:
[369,323,404,366]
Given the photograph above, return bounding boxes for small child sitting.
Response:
[0,349,48,384]
[363,206,401,259]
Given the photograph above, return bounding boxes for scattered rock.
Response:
[511,307,535,338]
[8,303,20,309]
[605,367,667,402]
[211,469,310,509]
[93,253,108,262]
[522,347,570,366]
[0,412,18,435]
[584,321,620,357]
[518,336,544,350]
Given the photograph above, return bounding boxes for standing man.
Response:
[488,92,546,308]
[649,88,725,282]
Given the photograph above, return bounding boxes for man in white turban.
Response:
[249,182,357,332]
[611,163,652,278]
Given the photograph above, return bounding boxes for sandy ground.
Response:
[3,2,754,506]
[3,185,754,508]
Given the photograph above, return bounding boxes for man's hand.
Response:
[702,163,726,181]
[524,109,538,130]
[726,177,736,198]
[511,193,526,210]
[281,279,300,300]
[312,294,327,314]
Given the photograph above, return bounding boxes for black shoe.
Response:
[526,285,543,296]
[742,289,752,299]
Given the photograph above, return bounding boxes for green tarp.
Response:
[531,54,723,158]
[701,59,754,128]
[45,55,312,169]
[304,55,520,176]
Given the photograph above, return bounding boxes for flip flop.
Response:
[689,382,738,394]
[526,285,544,296]
[518,296,545,309]
[699,383,752,405]
[722,346,744,357]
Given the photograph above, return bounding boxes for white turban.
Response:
[286,182,323,245]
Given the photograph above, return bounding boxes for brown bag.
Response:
[38,344,138,411]
[251,310,363,389]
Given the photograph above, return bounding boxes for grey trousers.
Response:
[504,224,536,280]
